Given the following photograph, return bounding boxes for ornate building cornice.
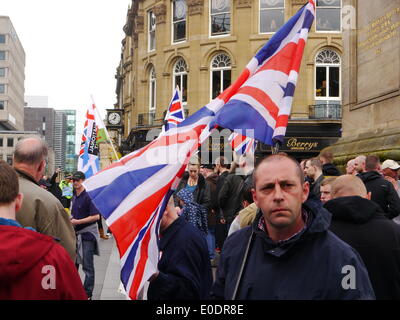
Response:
[292,0,308,5]
[135,15,144,33]
[236,0,252,9]
[188,0,204,15]
[154,3,167,24]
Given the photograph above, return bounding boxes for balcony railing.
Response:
[309,103,342,120]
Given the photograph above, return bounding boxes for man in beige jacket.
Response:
[13,137,76,261]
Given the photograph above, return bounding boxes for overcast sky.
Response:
[0,0,131,152]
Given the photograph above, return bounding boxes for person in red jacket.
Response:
[0,160,87,300]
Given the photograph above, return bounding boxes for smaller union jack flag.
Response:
[229,132,257,156]
[162,87,185,133]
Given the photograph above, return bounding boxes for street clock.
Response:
[107,111,122,126]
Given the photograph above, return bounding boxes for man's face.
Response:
[304,161,315,179]
[320,184,332,203]
[346,161,355,174]
[354,158,364,173]
[73,178,84,189]
[188,165,199,179]
[252,159,309,230]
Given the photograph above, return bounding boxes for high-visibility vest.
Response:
[59,180,73,199]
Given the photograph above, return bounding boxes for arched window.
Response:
[314,49,341,117]
[211,53,231,99]
[173,58,188,103]
[149,66,156,116]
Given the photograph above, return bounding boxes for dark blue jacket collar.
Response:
[159,215,186,250]
[251,199,331,255]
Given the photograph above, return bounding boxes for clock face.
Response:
[108,112,121,125]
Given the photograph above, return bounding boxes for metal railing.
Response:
[309,103,342,120]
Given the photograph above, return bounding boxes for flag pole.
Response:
[90,95,120,161]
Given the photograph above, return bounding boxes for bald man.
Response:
[212,155,374,300]
[13,137,76,261]
[346,159,357,175]
[354,155,366,174]
[324,174,400,299]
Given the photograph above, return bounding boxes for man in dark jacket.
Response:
[147,197,213,300]
[320,150,341,176]
[211,155,375,300]
[215,156,230,251]
[204,165,219,260]
[325,174,400,299]
[358,155,400,219]
[304,158,324,200]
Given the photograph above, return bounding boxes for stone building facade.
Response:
[325,0,400,167]
[112,0,344,161]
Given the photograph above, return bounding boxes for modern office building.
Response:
[60,109,77,173]
[0,16,25,131]
[24,107,55,148]
[0,131,39,165]
[53,110,67,170]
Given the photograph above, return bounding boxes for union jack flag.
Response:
[213,0,315,146]
[229,132,257,156]
[84,0,315,300]
[161,87,185,133]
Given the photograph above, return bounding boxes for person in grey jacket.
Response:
[13,137,76,261]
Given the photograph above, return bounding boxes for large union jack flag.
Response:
[84,0,315,300]
[213,0,315,146]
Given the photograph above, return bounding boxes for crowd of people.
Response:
[1,137,400,300]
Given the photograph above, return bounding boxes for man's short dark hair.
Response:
[252,154,305,188]
[320,151,334,163]
[365,155,380,171]
[241,184,254,205]
[13,137,48,165]
[0,160,19,204]
[308,158,323,170]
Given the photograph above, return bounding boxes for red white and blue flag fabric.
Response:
[212,0,315,146]
[84,104,220,300]
[78,104,100,179]
[84,0,315,300]
[229,132,257,156]
[161,87,185,134]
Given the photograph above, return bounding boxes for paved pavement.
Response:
[78,236,127,300]
[78,235,219,300]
